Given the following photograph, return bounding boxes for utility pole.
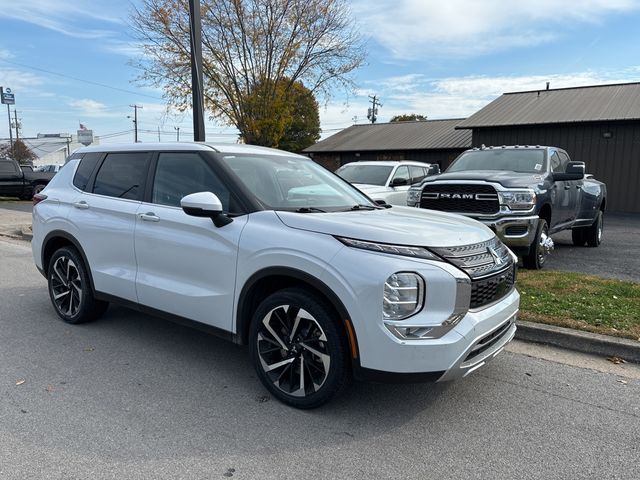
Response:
[174,126,180,142]
[13,109,19,141]
[188,0,206,142]
[367,95,382,124]
[6,104,12,151]
[128,104,142,142]
[157,126,161,142]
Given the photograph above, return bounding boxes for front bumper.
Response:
[480,215,539,248]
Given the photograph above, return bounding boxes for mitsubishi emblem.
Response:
[488,246,503,265]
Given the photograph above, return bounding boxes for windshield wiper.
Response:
[344,204,379,211]
[294,207,327,213]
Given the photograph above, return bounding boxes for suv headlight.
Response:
[498,190,536,210]
[406,188,421,205]
[383,272,425,320]
[336,237,442,261]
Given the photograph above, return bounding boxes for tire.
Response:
[248,287,351,409]
[47,246,108,324]
[571,227,587,247]
[523,219,553,270]
[33,184,46,195]
[585,210,603,247]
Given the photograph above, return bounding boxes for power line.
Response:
[0,58,163,101]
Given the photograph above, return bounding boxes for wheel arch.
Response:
[42,230,96,293]
[236,267,358,357]
[538,203,552,226]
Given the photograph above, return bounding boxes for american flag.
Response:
[79,123,87,131]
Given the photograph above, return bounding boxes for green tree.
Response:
[0,139,37,165]
[390,113,428,122]
[131,0,365,146]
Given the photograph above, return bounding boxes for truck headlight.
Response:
[383,272,425,320]
[498,190,536,210]
[406,188,421,205]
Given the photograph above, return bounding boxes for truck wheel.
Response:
[47,246,109,324]
[571,228,587,246]
[585,211,603,247]
[248,287,351,409]
[34,184,46,195]
[523,219,553,270]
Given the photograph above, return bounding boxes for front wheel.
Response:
[47,246,108,324]
[523,219,553,269]
[248,288,351,409]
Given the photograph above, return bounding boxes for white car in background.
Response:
[335,161,439,205]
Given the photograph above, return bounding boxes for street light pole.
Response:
[188,0,206,142]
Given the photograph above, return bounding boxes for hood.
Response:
[275,206,494,247]
[424,170,544,188]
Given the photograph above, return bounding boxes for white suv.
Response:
[335,161,439,205]
[32,143,519,408]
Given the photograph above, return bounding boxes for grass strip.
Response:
[517,270,640,341]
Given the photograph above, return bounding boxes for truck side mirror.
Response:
[390,177,409,187]
[428,164,441,175]
[553,161,585,181]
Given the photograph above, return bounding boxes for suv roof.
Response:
[339,160,431,167]
[75,142,305,158]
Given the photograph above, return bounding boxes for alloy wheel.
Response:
[50,255,83,318]
[256,305,331,397]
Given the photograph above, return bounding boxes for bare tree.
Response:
[131,0,365,146]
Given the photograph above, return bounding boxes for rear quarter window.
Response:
[72,153,102,191]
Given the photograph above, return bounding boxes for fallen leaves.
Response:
[83,346,94,352]
[607,356,626,365]
[15,379,25,386]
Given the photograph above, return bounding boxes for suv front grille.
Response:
[421,184,499,214]
[431,237,516,309]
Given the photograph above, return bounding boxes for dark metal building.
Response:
[456,82,640,213]
[304,119,472,171]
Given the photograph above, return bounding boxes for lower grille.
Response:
[470,265,516,309]
[505,225,529,236]
[464,319,513,363]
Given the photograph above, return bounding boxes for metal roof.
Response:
[456,82,640,129]
[304,119,472,153]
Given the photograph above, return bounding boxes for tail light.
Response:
[33,193,47,206]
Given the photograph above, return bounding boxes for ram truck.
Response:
[407,145,606,269]
[0,157,55,199]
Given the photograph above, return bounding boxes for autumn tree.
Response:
[131,0,364,146]
[0,139,37,165]
[390,113,428,122]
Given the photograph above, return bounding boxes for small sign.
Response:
[0,87,15,105]
[77,129,94,146]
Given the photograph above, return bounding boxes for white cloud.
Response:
[0,68,44,91]
[352,0,640,58]
[69,99,111,117]
[320,68,640,132]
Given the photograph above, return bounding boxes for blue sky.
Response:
[1,0,640,143]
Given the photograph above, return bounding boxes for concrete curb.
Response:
[20,226,33,241]
[516,320,640,364]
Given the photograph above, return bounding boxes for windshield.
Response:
[335,164,393,186]
[448,149,547,174]
[221,153,375,212]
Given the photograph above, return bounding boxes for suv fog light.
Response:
[383,273,425,320]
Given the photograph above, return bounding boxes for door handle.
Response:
[73,201,89,209]
[139,212,160,222]
[564,185,571,190]
[576,185,581,189]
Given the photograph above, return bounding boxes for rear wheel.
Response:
[33,184,46,195]
[47,246,108,324]
[523,219,553,270]
[249,288,350,409]
[585,210,603,247]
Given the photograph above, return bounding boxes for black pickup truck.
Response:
[406,145,607,269]
[0,157,55,200]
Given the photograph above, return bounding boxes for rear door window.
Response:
[92,152,149,200]
[409,166,427,183]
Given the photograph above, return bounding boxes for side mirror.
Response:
[390,177,409,187]
[553,161,585,181]
[181,191,233,227]
[428,164,441,175]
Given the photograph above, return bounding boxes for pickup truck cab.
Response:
[335,161,438,206]
[407,145,607,269]
[0,157,55,199]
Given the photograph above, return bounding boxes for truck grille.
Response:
[431,237,516,309]
[420,184,499,215]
